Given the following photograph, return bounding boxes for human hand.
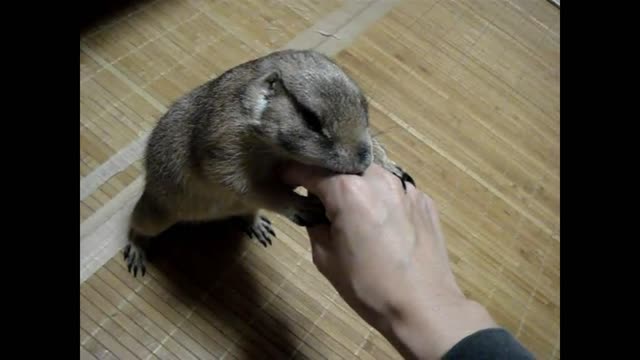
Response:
[283,163,496,359]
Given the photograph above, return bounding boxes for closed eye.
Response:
[295,102,323,133]
[302,109,323,133]
[282,83,325,134]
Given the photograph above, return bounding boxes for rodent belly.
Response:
[177,197,248,222]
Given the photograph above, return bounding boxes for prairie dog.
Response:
[124,49,414,276]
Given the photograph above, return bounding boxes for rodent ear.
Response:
[260,70,282,96]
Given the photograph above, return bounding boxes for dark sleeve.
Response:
[442,328,535,359]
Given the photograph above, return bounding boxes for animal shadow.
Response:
[146,218,299,359]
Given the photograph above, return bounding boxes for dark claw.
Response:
[402,172,415,187]
[255,230,268,247]
[266,227,275,237]
[133,266,138,278]
[241,216,276,247]
[256,232,266,245]
[394,166,416,192]
[123,244,131,260]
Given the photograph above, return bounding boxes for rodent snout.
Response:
[357,143,371,164]
[331,141,372,174]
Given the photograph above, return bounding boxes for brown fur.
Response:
[123,49,414,277]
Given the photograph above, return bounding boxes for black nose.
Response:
[357,144,370,164]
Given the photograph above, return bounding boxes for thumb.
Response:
[307,224,331,273]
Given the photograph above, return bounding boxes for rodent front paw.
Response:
[289,196,329,227]
[242,215,276,247]
[123,243,147,277]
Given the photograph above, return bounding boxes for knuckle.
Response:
[336,175,366,197]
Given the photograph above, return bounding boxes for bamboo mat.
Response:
[80,0,560,359]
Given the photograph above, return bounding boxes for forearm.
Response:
[378,299,498,360]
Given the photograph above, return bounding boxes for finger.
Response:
[359,163,387,181]
[363,163,406,198]
[310,239,329,270]
[422,193,445,240]
[404,178,420,199]
[307,225,331,272]
[281,162,332,191]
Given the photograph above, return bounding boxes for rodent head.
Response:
[245,54,373,175]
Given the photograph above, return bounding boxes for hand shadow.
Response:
[145,218,299,359]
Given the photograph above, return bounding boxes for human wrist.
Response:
[381,296,497,360]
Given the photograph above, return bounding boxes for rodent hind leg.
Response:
[123,230,150,278]
[124,192,176,277]
[236,213,276,248]
[371,137,415,192]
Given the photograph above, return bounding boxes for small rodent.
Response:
[124,49,414,277]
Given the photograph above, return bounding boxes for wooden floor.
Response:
[80,0,560,359]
